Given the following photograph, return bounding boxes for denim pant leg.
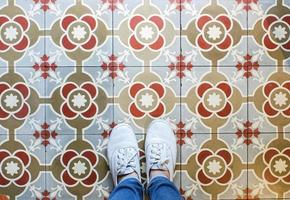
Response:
[147,176,182,200]
[109,178,143,200]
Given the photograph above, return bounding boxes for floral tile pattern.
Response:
[0,0,289,200]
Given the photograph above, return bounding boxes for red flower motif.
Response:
[0,15,30,52]
[263,81,290,117]
[235,121,260,145]
[263,147,290,184]
[168,54,193,79]
[129,82,166,118]
[33,122,58,147]
[0,150,31,186]
[60,14,97,51]
[196,81,233,118]
[262,15,290,51]
[33,54,57,79]
[179,188,193,200]
[0,82,30,120]
[101,0,124,11]
[236,188,260,200]
[176,121,193,145]
[168,0,192,11]
[129,15,165,51]
[236,54,259,78]
[196,14,233,51]
[36,190,56,200]
[33,0,57,12]
[101,54,125,79]
[0,195,9,200]
[60,82,98,119]
[61,150,98,187]
[196,148,233,185]
[101,122,117,139]
[236,0,258,11]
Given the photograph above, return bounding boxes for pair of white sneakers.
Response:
[107,119,177,185]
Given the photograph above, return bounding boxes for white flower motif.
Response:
[272,25,287,41]
[4,93,19,109]
[207,159,222,175]
[71,93,87,109]
[207,92,221,108]
[207,25,222,41]
[139,25,154,41]
[273,158,288,174]
[273,92,288,107]
[139,92,154,108]
[5,161,20,176]
[4,26,18,41]
[72,160,87,176]
[71,25,87,41]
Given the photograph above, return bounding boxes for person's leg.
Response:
[107,123,143,200]
[147,176,182,200]
[109,178,143,200]
[145,119,182,200]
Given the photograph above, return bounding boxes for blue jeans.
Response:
[109,176,182,200]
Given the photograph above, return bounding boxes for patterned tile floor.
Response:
[0,0,289,199]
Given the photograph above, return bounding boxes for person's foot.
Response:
[145,119,177,183]
[107,123,141,185]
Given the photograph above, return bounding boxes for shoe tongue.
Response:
[119,167,135,176]
[151,163,168,171]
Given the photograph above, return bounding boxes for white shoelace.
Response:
[149,143,170,170]
[116,147,138,175]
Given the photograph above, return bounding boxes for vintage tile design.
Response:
[0,0,289,199]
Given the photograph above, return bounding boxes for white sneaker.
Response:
[145,119,177,183]
[107,123,141,186]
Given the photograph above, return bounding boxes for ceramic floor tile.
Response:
[180,133,247,200]
[248,66,289,133]
[181,66,248,134]
[114,66,181,133]
[44,133,111,199]
[45,0,113,67]
[113,0,181,67]
[181,0,247,66]
[248,132,290,199]
[0,67,45,135]
[45,66,113,135]
[248,0,290,66]
[0,1,45,68]
[0,134,46,199]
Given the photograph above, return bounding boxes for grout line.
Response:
[247,8,249,199]
[1,132,289,136]
[112,2,115,128]
[179,8,182,193]
[4,65,289,68]
[44,9,47,191]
